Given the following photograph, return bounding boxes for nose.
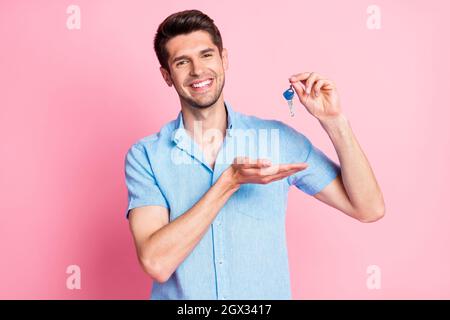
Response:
[189,58,205,77]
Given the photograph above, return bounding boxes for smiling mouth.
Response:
[189,78,214,92]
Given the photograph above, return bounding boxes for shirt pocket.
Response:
[230,181,285,220]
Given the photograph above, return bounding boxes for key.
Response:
[283,85,296,117]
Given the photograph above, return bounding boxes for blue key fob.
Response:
[283,87,295,101]
[283,85,296,117]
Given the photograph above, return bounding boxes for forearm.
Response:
[142,169,239,281]
[320,114,385,220]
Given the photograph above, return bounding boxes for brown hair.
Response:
[154,9,224,72]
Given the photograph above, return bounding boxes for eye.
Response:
[176,60,188,67]
[203,53,213,58]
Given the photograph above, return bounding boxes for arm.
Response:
[129,173,238,283]
[289,72,385,223]
[316,114,385,222]
[129,158,307,283]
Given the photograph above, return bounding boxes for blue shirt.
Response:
[124,101,340,300]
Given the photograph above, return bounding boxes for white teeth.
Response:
[191,79,212,88]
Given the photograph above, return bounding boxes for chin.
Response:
[184,95,221,110]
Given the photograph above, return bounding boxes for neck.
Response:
[180,97,228,144]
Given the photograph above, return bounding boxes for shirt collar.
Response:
[172,101,236,144]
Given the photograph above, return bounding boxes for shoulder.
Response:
[126,118,178,157]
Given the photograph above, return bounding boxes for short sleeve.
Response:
[282,124,341,195]
[124,143,169,219]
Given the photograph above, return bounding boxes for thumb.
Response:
[290,80,307,102]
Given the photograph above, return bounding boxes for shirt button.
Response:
[219,261,223,265]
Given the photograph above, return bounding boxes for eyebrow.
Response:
[172,48,215,64]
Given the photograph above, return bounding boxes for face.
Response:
[160,30,228,109]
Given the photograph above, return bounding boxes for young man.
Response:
[124,9,385,300]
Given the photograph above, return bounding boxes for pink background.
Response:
[1,0,449,299]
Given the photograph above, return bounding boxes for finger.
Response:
[304,72,322,96]
[291,81,307,101]
[234,157,271,169]
[259,168,305,184]
[257,163,306,176]
[239,162,307,179]
[312,79,325,98]
[234,157,258,168]
[312,79,335,97]
[289,72,311,83]
[239,166,271,176]
[242,158,272,169]
[267,163,308,174]
[269,166,307,179]
[257,158,272,167]
[243,162,283,176]
[233,156,249,165]
[322,80,335,90]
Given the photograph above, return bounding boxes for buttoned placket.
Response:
[173,107,235,300]
[210,123,234,301]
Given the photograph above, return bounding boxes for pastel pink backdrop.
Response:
[1,0,449,299]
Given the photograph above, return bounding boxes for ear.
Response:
[221,48,229,71]
[160,67,173,87]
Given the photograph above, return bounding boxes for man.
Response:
[124,9,385,300]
